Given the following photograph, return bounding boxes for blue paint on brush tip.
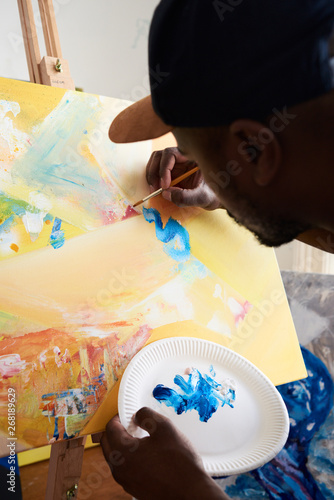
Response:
[143,207,191,262]
[153,367,236,422]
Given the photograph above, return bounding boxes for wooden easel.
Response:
[18,0,74,89]
[17,1,85,499]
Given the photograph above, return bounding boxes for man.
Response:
[101,0,334,498]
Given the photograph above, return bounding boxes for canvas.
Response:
[0,77,306,455]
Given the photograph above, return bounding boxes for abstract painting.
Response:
[0,77,306,454]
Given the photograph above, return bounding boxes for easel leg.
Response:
[45,437,87,500]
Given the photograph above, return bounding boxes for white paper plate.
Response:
[118,337,289,476]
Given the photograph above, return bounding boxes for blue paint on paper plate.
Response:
[153,366,235,422]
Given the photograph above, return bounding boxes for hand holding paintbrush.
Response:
[135,147,223,210]
[133,166,200,207]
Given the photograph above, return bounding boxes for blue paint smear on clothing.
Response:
[143,207,191,262]
[224,475,268,499]
[222,347,334,500]
[153,366,235,422]
[49,217,65,249]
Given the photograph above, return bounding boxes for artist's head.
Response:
[109,0,334,247]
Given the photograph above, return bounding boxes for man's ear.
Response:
[229,119,282,187]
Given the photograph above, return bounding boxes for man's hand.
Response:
[100,407,228,500]
[146,147,223,210]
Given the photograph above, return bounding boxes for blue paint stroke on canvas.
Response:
[42,384,106,441]
[222,347,334,500]
[53,416,59,440]
[0,216,14,233]
[177,257,208,283]
[153,366,235,422]
[41,387,99,413]
[143,207,190,262]
[11,94,103,201]
[8,92,133,231]
[49,217,65,249]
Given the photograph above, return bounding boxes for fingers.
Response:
[101,431,126,473]
[146,150,163,190]
[134,408,202,465]
[159,148,182,189]
[146,147,189,190]
[145,148,222,210]
[101,415,140,472]
[162,185,218,209]
[91,432,103,443]
[134,406,174,437]
[105,414,137,449]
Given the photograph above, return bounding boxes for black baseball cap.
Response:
[109,0,334,143]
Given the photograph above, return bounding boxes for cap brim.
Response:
[109,95,173,143]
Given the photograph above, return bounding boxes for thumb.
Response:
[134,407,173,437]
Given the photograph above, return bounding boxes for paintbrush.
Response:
[133,166,200,208]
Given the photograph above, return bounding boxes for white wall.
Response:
[1,0,159,99]
[1,0,332,273]
[274,242,295,271]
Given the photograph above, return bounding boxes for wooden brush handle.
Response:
[170,166,200,187]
